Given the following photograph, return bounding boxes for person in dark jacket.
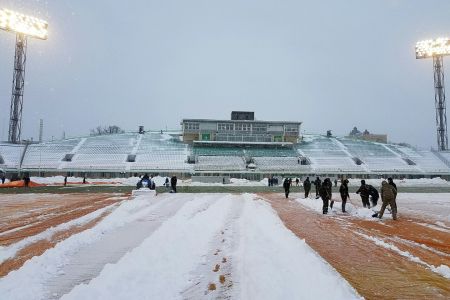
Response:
[388,177,397,197]
[339,179,350,212]
[64,176,68,186]
[334,179,338,187]
[314,177,321,197]
[325,178,334,208]
[356,180,371,208]
[171,175,178,193]
[283,178,291,198]
[150,175,156,190]
[319,178,331,214]
[303,177,311,198]
[141,173,151,188]
[1,173,5,184]
[295,178,300,186]
[367,185,379,207]
[23,175,30,187]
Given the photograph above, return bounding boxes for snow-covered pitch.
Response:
[0,193,361,300]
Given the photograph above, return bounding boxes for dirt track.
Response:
[0,193,127,277]
[261,193,450,300]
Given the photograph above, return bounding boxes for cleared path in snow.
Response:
[261,192,450,300]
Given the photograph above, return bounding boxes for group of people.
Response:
[136,174,178,193]
[282,176,399,220]
[355,178,397,219]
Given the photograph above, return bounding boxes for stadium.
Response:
[1,4,450,300]
[2,111,450,181]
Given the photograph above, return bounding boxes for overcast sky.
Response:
[0,0,449,148]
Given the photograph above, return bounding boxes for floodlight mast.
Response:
[8,33,27,143]
[433,55,447,151]
[0,8,48,143]
[416,38,450,151]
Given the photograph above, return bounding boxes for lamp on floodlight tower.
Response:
[0,8,48,144]
[416,38,450,151]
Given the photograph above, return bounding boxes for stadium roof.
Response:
[181,119,302,125]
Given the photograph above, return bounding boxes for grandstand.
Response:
[1,131,450,180]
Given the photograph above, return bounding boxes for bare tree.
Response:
[90,125,124,136]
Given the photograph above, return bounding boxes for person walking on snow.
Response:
[388,177,397,197]
[367,185,379,207]
[314,177,321,197]
[356,180,371,208]
[319,178,331,214]
[171,175,178,193]
[325,178,334,209]
[295,178,300,186]
[339,179,350,212]
[283,178,291,198]
[377,180,398,220]
[303,177,311,198]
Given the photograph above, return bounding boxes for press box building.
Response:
[181,111,302,144]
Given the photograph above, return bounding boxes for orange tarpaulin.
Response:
[0,180,46,188]
[52,181,121,186]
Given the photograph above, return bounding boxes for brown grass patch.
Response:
[208,283,216,291]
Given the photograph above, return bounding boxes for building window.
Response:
[184,122,199,130]
[235,123,251,131]
[252,124,267,133]
[218,123,234,131]
[285,125,299,132]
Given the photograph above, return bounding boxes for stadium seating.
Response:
[195,156,246,171]
[22,140,79,169]
[1,132,449,175]
[0,144,24,169]
[253,157,311,171]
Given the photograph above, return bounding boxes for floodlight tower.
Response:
[416,38,450,151]
[0,8,48,143]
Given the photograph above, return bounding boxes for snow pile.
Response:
[347,177,450,187]
[28,175,450,188]
[234,196,361,299]
[431,265,450,279]
[30,176,156,186]
[295,194,382,220]
[61,194,234,300]
[182,178,268,186]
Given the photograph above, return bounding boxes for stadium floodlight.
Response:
[416,38,450,59]
[0,8,48,143]
[0,8,48,40]
[416,37,449,151]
